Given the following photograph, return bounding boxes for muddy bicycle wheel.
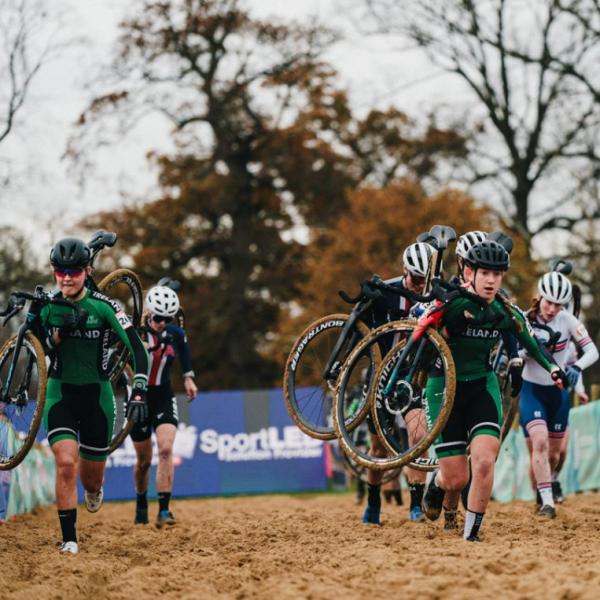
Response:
[335,321,455,471]
[108,363,134,454]
[97,268,143,382]
[0,332,47,470]
[283,314,381,440]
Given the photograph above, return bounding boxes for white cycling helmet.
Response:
[456,230,487,259]
[538,272,572,304]
[403,242,433,278]
[146,285,180,317]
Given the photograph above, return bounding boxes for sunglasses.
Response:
[410,274,426,285]
[54,267,85,277]
[152,315,173,324]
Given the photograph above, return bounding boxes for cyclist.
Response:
[39,237,149,555]
[361,241,433,525]
[421,240,566,541]
[520,271,598,517]
[132,285,197,528]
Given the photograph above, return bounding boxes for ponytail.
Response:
[495,291,523,334]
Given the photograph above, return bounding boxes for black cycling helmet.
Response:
[464,240,510,271]
[50,237,91,268]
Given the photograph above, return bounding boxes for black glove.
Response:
[507,357,524,397]
[127,382,148,424]
[551,368,569,389]
[58,310,88,339]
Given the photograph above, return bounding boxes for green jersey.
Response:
[40,288,149,385]
[436,296,555,381]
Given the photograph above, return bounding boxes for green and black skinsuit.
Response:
[38,289,149,461]
[426,295,558,458]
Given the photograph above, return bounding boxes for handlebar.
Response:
[0,286,81,326]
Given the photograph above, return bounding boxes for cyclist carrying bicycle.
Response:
[421,240,566,541]
[132,285,197,528]
[520,271,598,518]
[37,237,149,555]
[361,241,433,525]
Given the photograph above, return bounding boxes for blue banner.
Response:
[99,388,327,500]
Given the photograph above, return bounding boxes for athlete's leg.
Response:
[79,458,106,494]
[156,423,177,494]
[53,439,79,509]
[133,438,153,493]
[52,439,79,547]
[548,437,565,474]
[363,432,386,524]
[466,435,500,514]
[527,423,555,511]
[404,408,427,520]
[436,455,469,510]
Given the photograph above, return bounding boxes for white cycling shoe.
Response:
[59,541,79,555]
[84,486,104,513]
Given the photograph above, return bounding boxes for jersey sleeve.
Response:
[567,313,599,371]
[100,299,149,387]
[510,307,557,372]
[170,325,195,378]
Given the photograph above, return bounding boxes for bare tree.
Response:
[359,0,600,248]
[0,0,53,144]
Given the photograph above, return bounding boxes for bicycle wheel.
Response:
[108,363,134,454]
[335,321,455,471]
[97,268,143,382]
[490,341,519,443]
[0,332,47,470]
[283,314,381,440]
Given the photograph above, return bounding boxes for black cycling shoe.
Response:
[135,506,149,525]
[465,534,481,542]
[537,504,556,519]
[552,481,564,504]
[422,472,444,521]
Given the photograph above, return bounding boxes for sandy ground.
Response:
[1,491,600,600]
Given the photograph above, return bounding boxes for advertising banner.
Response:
[99,388,327,500]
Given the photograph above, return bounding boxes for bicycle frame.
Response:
[322,297,373,380]
[0,288,79,403]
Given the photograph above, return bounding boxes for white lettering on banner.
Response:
[106,423,198,468]
[199,426,323,462]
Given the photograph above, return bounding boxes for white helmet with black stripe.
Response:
[146,285,180,317]
[456,230,487,259]
[402,242,433,278]
[538,272,572,305]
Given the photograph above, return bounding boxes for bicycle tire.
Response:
[108,363,134,454]
[371,340,437,472]
[334,321,455,471]
[0,332,47,470]
[97,268,143,382]
[283,314,380,440]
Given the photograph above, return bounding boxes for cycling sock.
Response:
[383,490,393,504]
[136,492,148,509]
[158,492,171,512]
[537,483,555,507]
[391,490,402,505]
[463,509,485,540]
[367,484,381,509]
[409,483,425,509]
[58,508,77,543]
[551,471,559,482]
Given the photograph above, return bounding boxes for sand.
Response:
[1,492,600,599]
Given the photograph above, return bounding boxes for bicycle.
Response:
[0,287,83,470]
[283,225,452,441]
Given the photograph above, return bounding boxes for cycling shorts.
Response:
[130,383,179,442]
[426,373,502,458]
[43,378,114,461]
[519,380,570,439]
